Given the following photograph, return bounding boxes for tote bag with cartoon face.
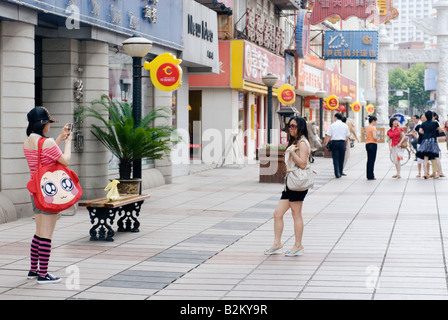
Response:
[27,138,82,213]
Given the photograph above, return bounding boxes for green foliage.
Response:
[389,64,431,113]
[80,94,178,179]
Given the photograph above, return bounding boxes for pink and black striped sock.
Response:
[30,235,41,272]
[38,238,52,277]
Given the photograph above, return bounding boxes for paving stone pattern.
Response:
[1,143,448,300]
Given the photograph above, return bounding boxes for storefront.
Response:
[190,39,291,163]
[175,0,219,176]
[0,0,218,220]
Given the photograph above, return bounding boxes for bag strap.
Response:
[37,137,47,169]
[287,138,311,172]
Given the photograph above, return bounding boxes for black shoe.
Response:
[27,271,39,279]
[342,173,347,176]
[37,273,61,284]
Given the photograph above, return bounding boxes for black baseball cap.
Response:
[27,106,58,124]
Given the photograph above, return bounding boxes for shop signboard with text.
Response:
[243,41,285,87]
[296,10,311,59]
[189,41,231,87]
[324,65,357,100]
[183,0,219,73]
[5,0,183,50]
[324,31,378,60]
[297,57,324,94]
[310,0,377,25]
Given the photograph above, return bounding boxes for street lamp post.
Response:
[316,89,327,139]
[262,73,278,145]
[123,35,153,180]
[343,96,353,118]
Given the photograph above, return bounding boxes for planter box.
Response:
[258,148,286,184]
[116,179,142,195]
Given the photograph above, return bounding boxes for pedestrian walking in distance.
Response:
[365,115,378,180]
[23,107,73,284]
[265,116,310,257]
[387,117,406,178]
[417,110,445,179]
[412,114,426,178]
[323,113,350,178]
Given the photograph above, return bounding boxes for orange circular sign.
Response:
[351,102,361,112]
[325,95,339,110]
[282,89,295,103]
[276,84,296,105]
[366,104,375,114]
[156,63,180,87]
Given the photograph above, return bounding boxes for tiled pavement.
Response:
[1,142,448,301]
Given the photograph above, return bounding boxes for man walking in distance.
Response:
[323,113,350,179]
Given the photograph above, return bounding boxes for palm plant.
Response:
[81,94,176,180]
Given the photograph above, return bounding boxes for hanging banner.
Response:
[309,0,377,25]
[276,84,296,105]
[144,53,183,92]
[325,95,339,110]
[324,31,379,60]
[296,10,311,59]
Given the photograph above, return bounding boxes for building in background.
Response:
[389,0,437,48]
[0,0,218,221]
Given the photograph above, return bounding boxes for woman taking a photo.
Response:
[23,107,72,284]
[387,117,406,179]
[265,116,310,257]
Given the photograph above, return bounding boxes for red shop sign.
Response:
[310,0,377,25]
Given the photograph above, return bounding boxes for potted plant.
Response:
[80,94,177,194]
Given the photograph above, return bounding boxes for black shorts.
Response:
[281,186,308,202]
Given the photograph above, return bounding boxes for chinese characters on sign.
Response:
[246,7,285,56]
[324,65,357,100]
[244,42,285,86]
[310,0,377,25]
[143,0,158,23]
[324,31,378,60]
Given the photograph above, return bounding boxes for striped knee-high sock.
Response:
[38,238,52,277]
[30,235,41,272]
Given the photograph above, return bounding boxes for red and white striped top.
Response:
[24,144,63,177]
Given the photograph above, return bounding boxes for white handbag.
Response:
[285,138,315,191]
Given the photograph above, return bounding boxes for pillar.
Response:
[42,39,109,199]
[375,25,394,128]
[434,0,448,121]
[79,41,110,198]
[0,21,35,219]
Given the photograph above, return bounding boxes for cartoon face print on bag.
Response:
[40,170,79,204]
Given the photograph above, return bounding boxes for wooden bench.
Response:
[79,194,150,242]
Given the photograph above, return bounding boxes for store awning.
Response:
[195,0,233,15]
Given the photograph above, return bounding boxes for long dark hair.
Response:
[287,116,309,147]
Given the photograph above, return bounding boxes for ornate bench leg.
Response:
[88,207,117,241]
[116,201,143,233]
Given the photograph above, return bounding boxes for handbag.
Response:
[27,138,82,213]
[400,131,408,149]
[285,138,315,191]
[325,140,333,151]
